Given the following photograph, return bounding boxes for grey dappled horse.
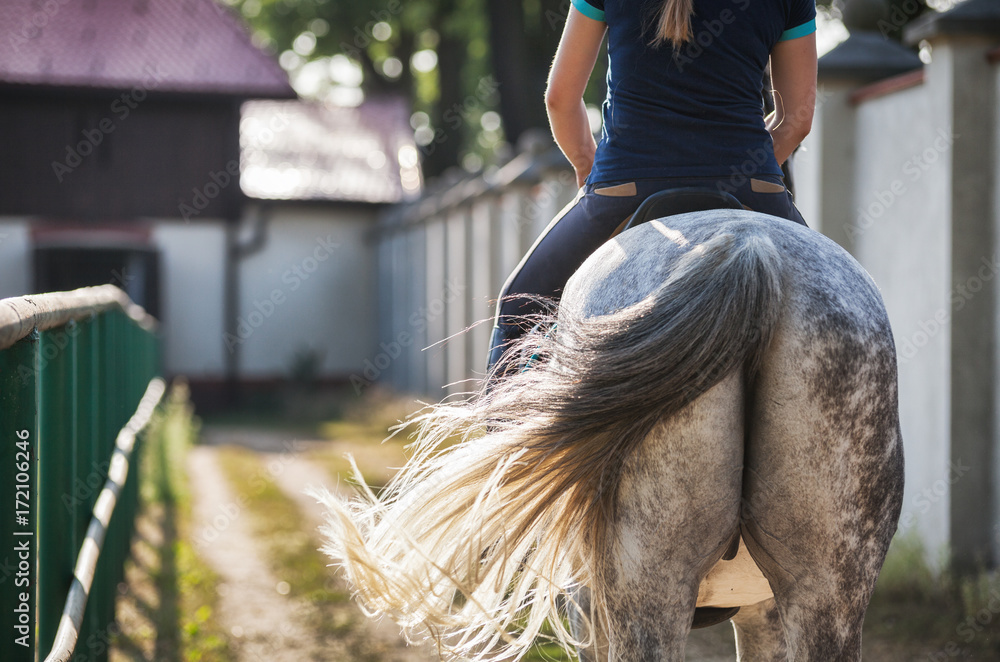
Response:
[313,209,905,661]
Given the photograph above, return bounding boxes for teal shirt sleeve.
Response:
[572,0,605,22]
[779,18,816,41]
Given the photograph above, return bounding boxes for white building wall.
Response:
[445,209,468,395]
[852,83,952,559]
[794,113,822,233]
[993,61,1000,563]
[407,224,428,393]
[0,219,31,299]
[469,198,495,378]
[235,206,377,379]
[152,220,228,377]
[424,218,447,393]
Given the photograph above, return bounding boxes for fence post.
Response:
[0,332,40,662]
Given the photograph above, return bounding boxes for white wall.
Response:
[993,61,1000,564]
[0,219,31,299]
[793,109,822,232]
[235,205,377,379]
[152,220,228,377]
[851,82,952,558]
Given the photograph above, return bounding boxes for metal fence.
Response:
[373,142,577,395]
[0,285,162,662]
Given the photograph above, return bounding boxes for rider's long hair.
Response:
[649,0,694,46]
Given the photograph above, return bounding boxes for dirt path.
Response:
[198,427,439,662]
[194,426,744,662]
[188,445,329,661]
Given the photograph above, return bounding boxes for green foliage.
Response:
[128,381,234,662]
[227,0,570,175]
[864,533,1000,659]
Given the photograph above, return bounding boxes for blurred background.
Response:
[3,0,1000,659]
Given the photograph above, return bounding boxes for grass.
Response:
[112,382,234,662]
[213,445,397,661]
[863,533,1000,660]
[213,446,351,613]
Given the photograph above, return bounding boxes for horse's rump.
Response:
[313,210,904,661]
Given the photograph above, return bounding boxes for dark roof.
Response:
[0,0,294,98]
[905,0,1000,44]
[240,97,422,204]
[818,31,923,82]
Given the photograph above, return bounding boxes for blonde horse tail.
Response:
[311,225,783,660]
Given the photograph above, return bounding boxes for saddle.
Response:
[618,187,745,235]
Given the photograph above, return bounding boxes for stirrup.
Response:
[521,322,557,372]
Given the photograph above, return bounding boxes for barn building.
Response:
[0,0,419,409]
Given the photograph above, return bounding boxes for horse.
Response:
[311,208,905,661]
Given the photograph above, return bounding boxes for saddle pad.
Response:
[695,537,774,608]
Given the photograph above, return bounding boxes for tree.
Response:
[229,0,605,179]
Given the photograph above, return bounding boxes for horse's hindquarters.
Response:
[741,249,904,661]
[603,372,745,659]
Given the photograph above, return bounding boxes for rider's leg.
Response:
[486,185,641,378]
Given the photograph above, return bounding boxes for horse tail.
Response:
[311,225,783,661]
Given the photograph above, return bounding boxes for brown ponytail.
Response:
[650,0,694,47]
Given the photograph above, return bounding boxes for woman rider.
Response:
[487,0,817,376]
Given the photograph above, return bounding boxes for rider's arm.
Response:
[546,5,606,187]
[768,31,817,165]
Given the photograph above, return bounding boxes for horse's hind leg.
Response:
[743,300,904,661]
[598,373,745,661]
[569,587,610,662]
[731,598,787,661]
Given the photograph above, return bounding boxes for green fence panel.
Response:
[38,322,79,660]
[73,315,100,662]
[0,332,39,662]
[0,287,160,662]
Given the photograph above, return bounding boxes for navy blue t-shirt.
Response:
[573,0,816,184]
